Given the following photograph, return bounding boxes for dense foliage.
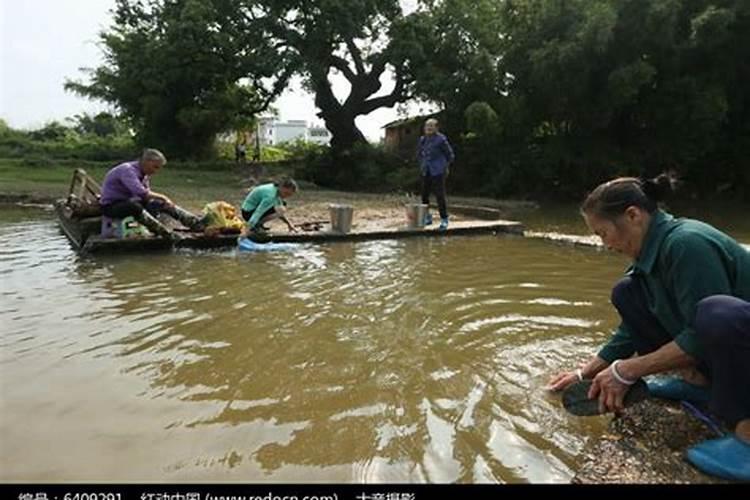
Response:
[66,0,293,159]
[62,0,750,198]
[413,0,750,199]
[0,115,136,162]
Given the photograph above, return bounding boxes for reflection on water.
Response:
[2,208,631,482]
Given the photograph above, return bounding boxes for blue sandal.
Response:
[687,435,750,481]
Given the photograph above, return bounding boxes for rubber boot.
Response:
[165,204,206,231]
[137,210,176,239]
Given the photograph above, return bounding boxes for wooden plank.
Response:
[67,168,102,205]
[54,164,525,254]
[54,200,84,250]
[77,219,524,254]
[450,204,503,220]
[526,231,750,254]
[262,219,524,244]
[524,231,603,249]
[83,236,173,253]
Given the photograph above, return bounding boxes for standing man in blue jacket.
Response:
[417,118,455,230]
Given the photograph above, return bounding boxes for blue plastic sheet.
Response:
[237,236,297,252]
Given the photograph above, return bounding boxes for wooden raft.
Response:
[56,169,525,255]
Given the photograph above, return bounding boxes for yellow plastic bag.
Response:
[201,201,244,233]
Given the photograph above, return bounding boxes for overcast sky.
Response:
[0,0,428,141]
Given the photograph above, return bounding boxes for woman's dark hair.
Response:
[581,172,678,220]
[279,177,298,192]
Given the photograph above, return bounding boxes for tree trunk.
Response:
[307,41,406,155]
[311,77,369,154]
[324,113,368,154]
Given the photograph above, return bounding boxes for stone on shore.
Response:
[573,399,727,484]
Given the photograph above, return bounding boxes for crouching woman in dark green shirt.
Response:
[547,174,750,481]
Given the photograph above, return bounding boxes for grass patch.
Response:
[0,157,549,227]
[0,158,298,210]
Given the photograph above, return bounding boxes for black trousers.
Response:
[612,277,750,425]
[241,207,276,226]
[100,199,148,219]
[421,174,448,219]
[694,295,750,426]
[101,199,202,230]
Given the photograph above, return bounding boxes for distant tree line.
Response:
[0,114,135,162]
[65,0,750,199]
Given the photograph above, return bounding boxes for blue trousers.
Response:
[612,277,750,425]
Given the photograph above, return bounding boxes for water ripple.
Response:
[0,213,623,482]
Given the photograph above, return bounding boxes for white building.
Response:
[257,118,331,146]
[272,119,307,144]
[307,126,332,145]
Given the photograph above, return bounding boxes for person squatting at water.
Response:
[99,148,206,239]
[240,178,298,237]
[547,173,750,482]
[416,118,455,231]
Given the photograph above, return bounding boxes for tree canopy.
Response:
[67,0,750,198]
[411,0,750,198]
[247,0,427,153]
[66,0,294,159]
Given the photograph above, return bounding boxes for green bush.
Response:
[293,142,417,192]
[168,159,243,171]
[215,138,295,162]
[0,119,11,137]
[278,139,327,159]
[260,146,291,162]
[0,121,137,162]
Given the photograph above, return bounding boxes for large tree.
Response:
[495,0,750,193]
[66,0,294,159]
[247,0,424,153]
[411,0,750,197]
[69,0,436,157]
[406,0,505,119]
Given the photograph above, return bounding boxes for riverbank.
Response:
[573,398,726,484]
[4,158,749,240]
[0,158,256,210]
[0,158,538,232]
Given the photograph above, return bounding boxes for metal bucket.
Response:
[405,203,428,228]
[329,204,354,233]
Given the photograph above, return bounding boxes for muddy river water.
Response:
[1,205,747,482]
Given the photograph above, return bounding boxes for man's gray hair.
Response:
[141,148,167,164]
[280,177,298,192]
[425,118,439,127]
